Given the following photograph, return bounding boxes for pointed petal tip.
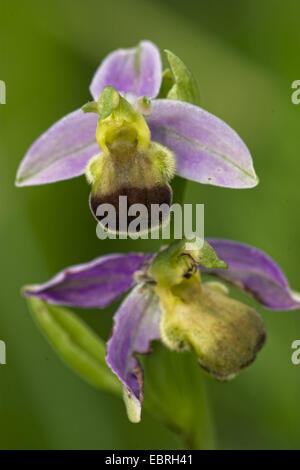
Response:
[15,109,99,187]
[123,387,141,423]
[205,238,300,311]
[22,284,45,298]
[240,169,259,189]
[291,290,300,303]
[254,172,260,185]
[15,174,46,187]
[232,173,259,189]
[148,99,259,189]
[15,162,33,187]
[219,260,228,269]
[15,177,23,188]
[106,284,161,414]
[22,284,34,296]
[15,177,31,188]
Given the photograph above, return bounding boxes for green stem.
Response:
[168,175,188,245]
[172,175,188,205]
[142,343,215,450]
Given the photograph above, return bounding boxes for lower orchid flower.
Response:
[23,238,300,422]
[16,41,258,233]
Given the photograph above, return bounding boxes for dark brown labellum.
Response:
[90,184,172,234]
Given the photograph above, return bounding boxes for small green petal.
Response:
[194,240,227,270]
[157,68,175,99]
[164,49,200,105]
[81,101,98,114]
[97,86,120,119]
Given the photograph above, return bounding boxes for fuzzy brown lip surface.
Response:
[90,185,172,233]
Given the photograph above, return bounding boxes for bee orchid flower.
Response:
[16,41,258,230]
[23,239,300,422]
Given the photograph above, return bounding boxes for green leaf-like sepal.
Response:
[27,298,121,396]
[157,68,175,99]
[164,50,200,105]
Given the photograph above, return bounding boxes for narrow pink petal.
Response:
[24,253,151,308]
[16,109,99,186]
[106,284,161,411]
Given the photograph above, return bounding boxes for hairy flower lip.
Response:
[157,280,267,382]
[198,326,267,382]
[89,184,173,235]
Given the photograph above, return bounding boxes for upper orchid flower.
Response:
[23,238,299,422]
[16,41,258,229]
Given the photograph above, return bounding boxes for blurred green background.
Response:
[1,0,300,449]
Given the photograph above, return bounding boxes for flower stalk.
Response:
[142,343,215,450]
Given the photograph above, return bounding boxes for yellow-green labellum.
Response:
[156,276,266,381]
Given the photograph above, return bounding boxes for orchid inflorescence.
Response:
[17,41,299,426]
